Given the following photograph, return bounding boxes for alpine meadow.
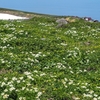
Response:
[0,9,100,100]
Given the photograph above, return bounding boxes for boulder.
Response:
[56,18,68,28]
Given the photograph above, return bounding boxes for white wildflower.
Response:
[89,90,94,94]
[3,94,9,99]
[34,70,38,73]
[27,75,34,80]
[94,94,98,97]
[98,96,100,100]
[61,43,67,46]
[40,73,46,76]
[81,86,86,88]
[9,87,15,91]
[97,86,100,89]
[1,93,4,96]
[37,92,42,97]
[4,78,8,81]
[4,89,8,92]
[19,77,24,80]
[72,96,80,100]
[1,82,6,87]
[17,80,21,83]
[70,70,74,74]
[19,97,26,100]
[69,80,73,85]
[83,93,92,98]
[64,78,68,81]
[24,71,31,75]
[34,87,38,92]
[22,87,25,90]
[93,98,97,100]
[12,77,17,81]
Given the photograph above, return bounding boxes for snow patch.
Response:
[0,13,29,20]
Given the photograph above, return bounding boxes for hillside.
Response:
[0,8,59,18]
[0,8,100,100]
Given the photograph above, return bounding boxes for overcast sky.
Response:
[0,0,100,20]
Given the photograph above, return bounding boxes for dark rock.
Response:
[94,20,99,22]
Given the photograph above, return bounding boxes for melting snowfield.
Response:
[0,13,29,20]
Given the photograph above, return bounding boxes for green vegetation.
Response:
[0,15,100,100]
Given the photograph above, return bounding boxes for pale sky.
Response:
[0,0,100,20]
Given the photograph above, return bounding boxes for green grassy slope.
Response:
[0,10,100,100]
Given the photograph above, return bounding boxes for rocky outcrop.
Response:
[56,18,68,28]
